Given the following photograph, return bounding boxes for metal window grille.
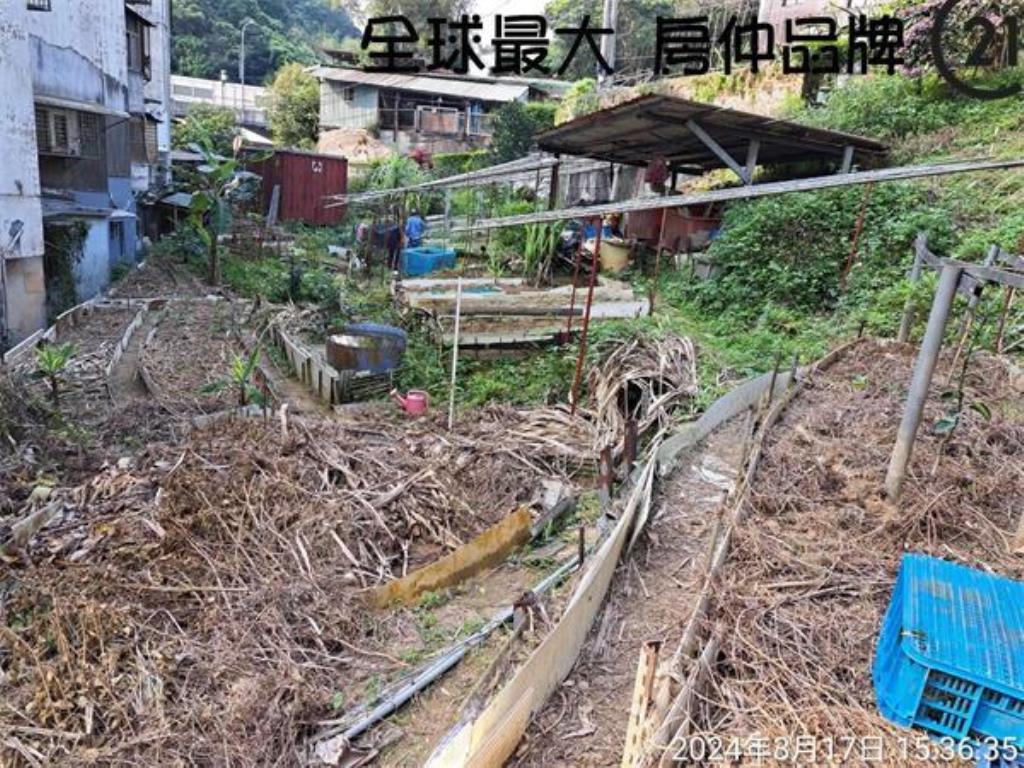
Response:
[51,112,70,152]
[78,113,100,159]
[35,106,49,150]
[27,0,52,11]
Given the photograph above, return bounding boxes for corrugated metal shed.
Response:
[537,94,888,171]
[249,150,347,226]
[311,67,530,104]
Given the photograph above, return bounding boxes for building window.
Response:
[343,87,355,103]
[129,117,158,165]
[27,0,52,10]
[126,13,152,80]
[35,107,101,159]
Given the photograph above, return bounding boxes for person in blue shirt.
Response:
[404,209,426,248]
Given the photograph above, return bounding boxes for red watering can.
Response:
[390,389,429,416]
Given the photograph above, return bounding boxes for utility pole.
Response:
[599,0,617,84]
[239,18,256,117]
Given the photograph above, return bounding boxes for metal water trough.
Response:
[326,323,406,375]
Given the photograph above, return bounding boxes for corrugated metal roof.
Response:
[311,67,529,103]
[537,94,888,170]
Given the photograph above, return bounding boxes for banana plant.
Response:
[32,342,76,409]
[185,142,263,286]
[201,347,264,407]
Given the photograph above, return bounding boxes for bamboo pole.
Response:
[995,286,1016,353]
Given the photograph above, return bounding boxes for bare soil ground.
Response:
[108,256,208,299]
[140,299,244,415]
[511,419,745,767]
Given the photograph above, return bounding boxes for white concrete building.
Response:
[1,0,48,345]
[0,0,172,348]
[171,74,270,130]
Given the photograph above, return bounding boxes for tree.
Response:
[185,144,261,285]
[267,63,320,149]
[490,101,557,164]
[898,0,1024,78]
[172,0,357,83]
[544,0,677,79]
[173,104,237,157]
[554,79,599,124]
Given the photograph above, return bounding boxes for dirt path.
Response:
[511,419,746,767]
[258,347,334,418]
[107,306,163,403]
[109,256,207,299]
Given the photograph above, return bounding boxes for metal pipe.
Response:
[239,19,256,113]
[447,277,463,431]
[897,237,925,343]
[449,158,1024,233]
[564,218,584,338]
[569,220,602,416]
[884,264,962,501]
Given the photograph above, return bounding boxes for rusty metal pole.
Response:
[598,445,613,504]
[624,418,638,473]
[885,264,962,501]
[650,206,669,315]
[564,218,585,339]
[578,524,586,567]
[569,219,602,416]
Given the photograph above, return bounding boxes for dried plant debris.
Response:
[140,299,244,414]
[588,333,698,449]
[0,406,593,765]
[680,342,1024,760]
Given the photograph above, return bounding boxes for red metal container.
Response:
[249,149,347,226]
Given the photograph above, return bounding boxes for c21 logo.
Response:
[931,0,1022,99]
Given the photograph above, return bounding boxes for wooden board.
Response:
[371,507,533,608]
[426,458,657,767]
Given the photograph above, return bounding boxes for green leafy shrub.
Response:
[433,150,491,177]
[688,183,951,317]
[172,104,237,156]
[490,101,557,163]
[151,223,206,266]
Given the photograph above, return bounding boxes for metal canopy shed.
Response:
[536,94,887,182]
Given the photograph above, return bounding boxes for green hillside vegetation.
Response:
[172,0,357,83]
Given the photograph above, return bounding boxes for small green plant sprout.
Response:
[32,342,76,408]
[330,691,346,712]
[930,320,991,473]
[201,347,264,406]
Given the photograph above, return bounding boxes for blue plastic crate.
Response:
[874,554,1024,747]
[401,246,456,277]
